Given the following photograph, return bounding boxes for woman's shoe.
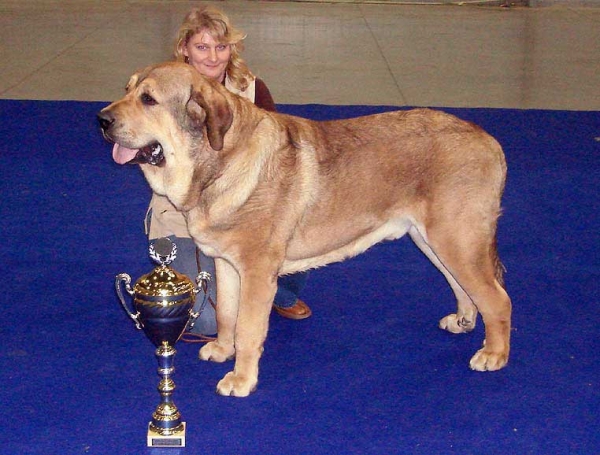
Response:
[273,299,312,320]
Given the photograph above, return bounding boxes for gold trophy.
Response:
[115,237,211,448]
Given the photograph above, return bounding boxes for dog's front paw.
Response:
[439,314,475,334]
[199,341,235,363]
[216,371,257,397]
[469,346,508,371]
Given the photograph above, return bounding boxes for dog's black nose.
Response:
[97,111,114,131]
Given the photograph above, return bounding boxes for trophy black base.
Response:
[147,422,186,447]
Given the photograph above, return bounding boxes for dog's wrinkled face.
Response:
[98,62,233,168]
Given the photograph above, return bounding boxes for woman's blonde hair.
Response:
[174,6,253,91]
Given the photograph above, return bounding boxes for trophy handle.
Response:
[187,271,212,327]
[194,271,212,292]
[115,273,143,330]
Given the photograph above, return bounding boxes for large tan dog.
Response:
[99,62,512,397]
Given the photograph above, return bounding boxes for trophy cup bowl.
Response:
[115,237,210,448]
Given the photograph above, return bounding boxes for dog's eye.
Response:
[141,93,157,106]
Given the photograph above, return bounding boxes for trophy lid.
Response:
[133,266,195,299]
[133,238,195,300]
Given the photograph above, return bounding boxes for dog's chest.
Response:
[184,208,233,257]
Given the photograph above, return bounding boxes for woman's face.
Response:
[182,31,231,83]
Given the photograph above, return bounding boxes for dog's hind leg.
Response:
[408,224,511,371]
[408,226,478,334]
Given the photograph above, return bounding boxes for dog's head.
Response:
[98,61,233,167]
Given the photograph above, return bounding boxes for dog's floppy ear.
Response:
[187,81,233,151]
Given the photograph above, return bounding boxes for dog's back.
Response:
[280,108,506,272]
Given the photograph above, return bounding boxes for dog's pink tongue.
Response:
[112,143,139,164]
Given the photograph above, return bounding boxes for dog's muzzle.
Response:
[97,111,165,166]
[97,110,115,135]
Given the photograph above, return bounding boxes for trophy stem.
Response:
[147,341,186,447]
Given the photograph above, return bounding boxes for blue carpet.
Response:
[1,100,598,454]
